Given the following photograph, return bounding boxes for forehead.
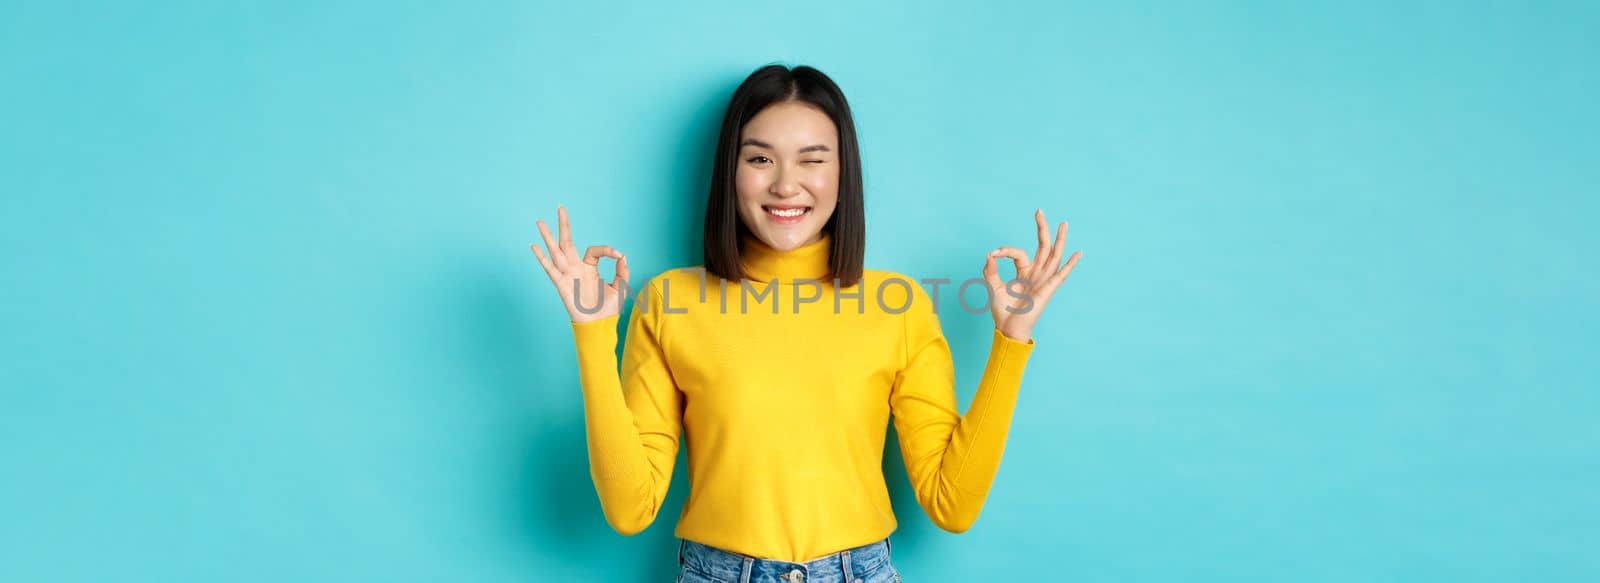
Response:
[740,102,838,147]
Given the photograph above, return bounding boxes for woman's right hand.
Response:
[529,205,630,323]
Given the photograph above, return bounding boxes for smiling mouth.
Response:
[763,205,812,219]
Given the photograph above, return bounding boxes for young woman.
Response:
[529,64,1082,583]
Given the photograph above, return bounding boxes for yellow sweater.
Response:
[569,231,1036,562]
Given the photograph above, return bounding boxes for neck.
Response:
[739,231,832,283]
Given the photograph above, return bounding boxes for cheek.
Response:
[803,170,840,202]
[735,168,766,201]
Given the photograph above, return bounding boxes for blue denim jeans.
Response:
[676,537,902,583]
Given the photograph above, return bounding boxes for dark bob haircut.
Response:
[702,64,866,288]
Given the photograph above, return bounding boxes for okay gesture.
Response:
[982,209,1083,343]
[528,205,630,323]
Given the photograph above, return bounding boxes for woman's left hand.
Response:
[983,209,1083,343]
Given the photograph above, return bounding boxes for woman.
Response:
[529,64,1082,583]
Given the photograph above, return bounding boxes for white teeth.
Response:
[767,207,807,217]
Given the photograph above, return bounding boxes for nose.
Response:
[771,166,803,198]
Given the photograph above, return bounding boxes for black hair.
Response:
[702,64,866,288]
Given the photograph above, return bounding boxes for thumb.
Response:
[982,251,1004,293]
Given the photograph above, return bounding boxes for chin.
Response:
[753,226,823,251]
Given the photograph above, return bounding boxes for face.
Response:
[735,101,840,251]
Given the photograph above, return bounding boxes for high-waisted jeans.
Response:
[676,537,903,583]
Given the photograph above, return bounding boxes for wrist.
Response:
[997,323,1033,343]
[570,311,618,325]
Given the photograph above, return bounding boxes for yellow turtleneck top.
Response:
[568,231,1036,562]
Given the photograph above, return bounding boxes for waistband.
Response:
[678,537,894,582]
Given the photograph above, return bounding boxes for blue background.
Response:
[3,1,1596,581]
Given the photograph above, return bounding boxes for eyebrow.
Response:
[740,138,832,153]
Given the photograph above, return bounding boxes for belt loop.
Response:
[677,539,686,566]
[841,549,854,581]
[885,536,893,556]
[739,556,754,583]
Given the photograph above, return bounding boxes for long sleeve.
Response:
[569,277,683,536]
[890,285,1036,533]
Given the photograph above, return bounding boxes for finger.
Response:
[982,252,1004,293]
[1042,220,1068,271]
[558,205,575,256]
[1051,250,1082,284]
[1039,250,1082,299]
[612,252,630,294]
[989,246,1033,283]
[536,219,566,270]
[582,245,619,266]
[1032,209,1051,271]
[528,243,558,282]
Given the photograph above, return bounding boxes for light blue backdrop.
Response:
[2,1,1596,581]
